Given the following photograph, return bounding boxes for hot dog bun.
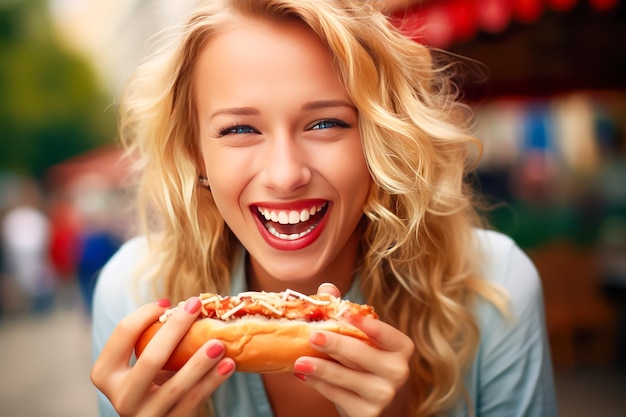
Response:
[136,315,371,373]
[135,289,377,373]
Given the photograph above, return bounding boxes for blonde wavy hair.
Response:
[120,0,506,416]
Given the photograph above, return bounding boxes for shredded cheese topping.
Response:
[158,289,377,323]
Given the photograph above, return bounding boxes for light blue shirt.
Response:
[92,229,558,416]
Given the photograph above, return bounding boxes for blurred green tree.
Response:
[0,0,116,179]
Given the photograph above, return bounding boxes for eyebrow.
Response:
[301,100,356,111]
[209,100,356,119]
[210,107,260,119]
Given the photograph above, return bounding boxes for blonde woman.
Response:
[91,1,558,416]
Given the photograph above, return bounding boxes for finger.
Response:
[134,297,203,369]
[345,313,414,356]
[317,282,341,298]
[125,297,203,404]
[309,330,411,383]
[144,340,234,415]
[167,357,236,416]
[100,302,168,369]
[92,301,168,394]
[295,356,381,399]
[295,369,383,417]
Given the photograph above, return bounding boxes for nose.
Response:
[259,135,312,193]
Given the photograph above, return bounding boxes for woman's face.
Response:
[196,16,371,292]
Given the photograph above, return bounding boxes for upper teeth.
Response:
[258,204,325,224]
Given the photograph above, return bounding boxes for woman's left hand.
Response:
[292,284,415,417]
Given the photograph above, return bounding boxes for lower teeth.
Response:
[266,223,316,241]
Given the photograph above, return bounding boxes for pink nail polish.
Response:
[217,361,235,376]
[206,343,224,359]
[184,297,201,314]
[310,332,327,347]
[154,298,171,308]
[294,373,307,382]
[293,359,314,374]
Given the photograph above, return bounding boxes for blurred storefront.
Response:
[392,0,622,49]
[391,0,626,369]
[43,145,134,313]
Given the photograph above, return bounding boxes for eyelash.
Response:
[217,124,257,137]
[309,119,349,130]
[216,119,349,137]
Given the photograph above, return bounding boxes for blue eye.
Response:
[310,119,349,130]
[218,124,257,136]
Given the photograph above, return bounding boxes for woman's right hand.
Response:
[91,297,236,417]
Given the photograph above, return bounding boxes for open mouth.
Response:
[255,202,328,241]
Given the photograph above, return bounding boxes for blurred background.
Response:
[0,0,624,416]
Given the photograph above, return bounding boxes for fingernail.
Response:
[154,298,171,308]
[293,359,314,374]
[206,342,224,359]
[217,361,235,376]
[294,373,307,382]
[318,283,338,296]
[184,297,201,314]
[310,332,327,347]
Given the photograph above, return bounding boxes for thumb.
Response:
[317,282,341,298]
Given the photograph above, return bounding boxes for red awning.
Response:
[391,0,620,48]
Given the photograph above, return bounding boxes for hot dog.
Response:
[135,289,378,373]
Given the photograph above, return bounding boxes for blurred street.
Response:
[0,284,98,417]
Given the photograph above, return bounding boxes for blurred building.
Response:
[48,0,196,94]
[392,0,626,370]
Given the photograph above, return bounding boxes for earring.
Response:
[198,175,210,188]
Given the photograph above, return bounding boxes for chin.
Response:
[250,257,327,292]
[268,266,322,284]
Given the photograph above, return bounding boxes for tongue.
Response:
[266,211,323,235]
[269,216,318,235]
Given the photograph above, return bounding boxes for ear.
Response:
[198,175,210,188]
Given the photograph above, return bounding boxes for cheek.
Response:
[203,140,244,181]
[345,161,371,212]
[318,140,371,207]
[342,158,370,194]
[205,174,247,236]
[339,139,370,188]
[201,145,248,211]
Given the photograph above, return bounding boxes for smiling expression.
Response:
[196,16,371,292]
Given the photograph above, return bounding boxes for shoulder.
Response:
[466,230,558,416]
[92,236,153,350]
[94,235,151,303]
[470,229,549,369]
[102,235,151,272]
[473,229,543,317]
[474,228,535,283]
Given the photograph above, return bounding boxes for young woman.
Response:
[90,1,558,416]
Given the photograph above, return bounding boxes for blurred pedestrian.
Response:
[1,185,55,314]
[77,226,121,315]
